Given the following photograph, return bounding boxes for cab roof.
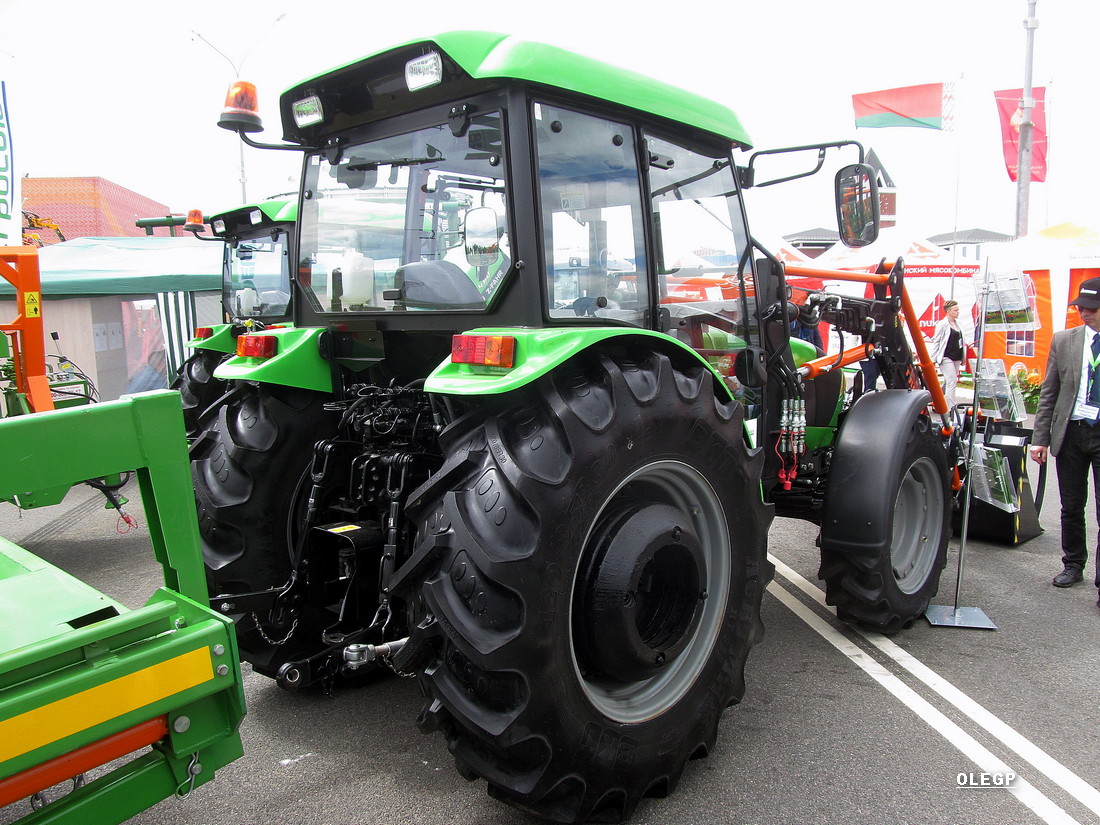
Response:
[282,30,752,147]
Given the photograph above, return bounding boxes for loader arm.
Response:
[0,391,245,825]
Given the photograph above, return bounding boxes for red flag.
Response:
[853,83,946,130]
[994,87,1047,182]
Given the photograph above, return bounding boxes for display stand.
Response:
[954,422,1043,544]
[926,263,1037,630]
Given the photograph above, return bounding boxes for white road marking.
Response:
[771,554,1100,817]
[767,554,1089,825]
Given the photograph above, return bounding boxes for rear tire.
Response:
[819,412,949,633]
[171,349,230,438]
[190,382,339,675]
[191,382,337,595]
[396,349,772,823]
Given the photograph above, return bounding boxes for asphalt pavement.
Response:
[2,452,1098,825]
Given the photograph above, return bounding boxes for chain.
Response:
[250,613,298,646]
[27,774,86,812]
[381,653,418,679]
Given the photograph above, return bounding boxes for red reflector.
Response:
[451,334,516,368]
[236,335,278,359]
[194,327,214,340]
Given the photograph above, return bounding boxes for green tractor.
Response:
[151,200,297,437]
[198,32,960,822]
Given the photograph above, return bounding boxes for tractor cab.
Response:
[209,200,296,324]
[219,33,874,394]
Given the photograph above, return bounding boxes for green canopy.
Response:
[0,237,222,298]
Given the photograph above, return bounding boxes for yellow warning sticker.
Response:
[23,292,41,318]
[326,524,360,534]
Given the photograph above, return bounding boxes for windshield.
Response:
[224,230,291,320]
[298,111,510,313]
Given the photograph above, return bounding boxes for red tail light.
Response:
[236,335,278,359]
[194,327,214,340]
[451,334,516,368]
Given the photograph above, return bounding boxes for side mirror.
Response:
[465,206,501,268]
[835,163,880,248]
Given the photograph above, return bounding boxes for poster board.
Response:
[982,266,1038,330]
[970,358,1027,422]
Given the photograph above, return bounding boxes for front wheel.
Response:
[395,348,772,823]
[819,399,950,634]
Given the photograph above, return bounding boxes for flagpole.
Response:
[1014,0,1039,238]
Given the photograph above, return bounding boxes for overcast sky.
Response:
[2,0,1093,243]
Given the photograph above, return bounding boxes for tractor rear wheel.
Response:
[396,349,772,823]
[171,349,229,438]
[819,409,950,634]
[191,382,336,593]
[190,382,338,675]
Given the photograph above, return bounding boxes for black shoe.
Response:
[1053,567,1084,587]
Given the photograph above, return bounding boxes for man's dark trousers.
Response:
[1056,420,1100,585]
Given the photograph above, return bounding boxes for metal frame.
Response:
[0,391,245,823]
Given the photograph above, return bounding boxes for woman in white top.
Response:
[930,299,966,411]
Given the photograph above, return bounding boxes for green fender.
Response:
[426,327,735,400]
[184,323,236,355]
[213,326,332,393]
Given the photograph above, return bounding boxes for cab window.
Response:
[534,103,648,326]
[646,133,755,398]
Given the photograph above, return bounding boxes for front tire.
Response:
[819,408,950,633]
[396,348,772,823]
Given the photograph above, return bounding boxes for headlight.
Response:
[405,52,443,92]
[292,95,325,128]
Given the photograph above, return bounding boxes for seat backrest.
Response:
[393,260,486,309]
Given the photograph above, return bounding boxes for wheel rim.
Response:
[570,460,730,723]
[891,456,945,594]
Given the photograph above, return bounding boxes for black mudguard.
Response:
[820,389,932,556]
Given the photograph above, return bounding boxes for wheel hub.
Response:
[576,502,707,682]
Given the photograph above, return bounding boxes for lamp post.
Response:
[1014,0,1039,238]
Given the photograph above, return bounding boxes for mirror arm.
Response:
[744,140,866,188]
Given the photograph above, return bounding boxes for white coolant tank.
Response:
[340,250,375,305]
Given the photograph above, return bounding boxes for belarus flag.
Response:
[852,83,948,130]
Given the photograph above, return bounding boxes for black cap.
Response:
[1071,277,1100,309]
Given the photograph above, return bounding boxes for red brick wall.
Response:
[22,177,177,245]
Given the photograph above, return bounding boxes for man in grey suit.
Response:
[1030,277,1100,605]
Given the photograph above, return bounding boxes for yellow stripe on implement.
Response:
[0,647,214,764]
